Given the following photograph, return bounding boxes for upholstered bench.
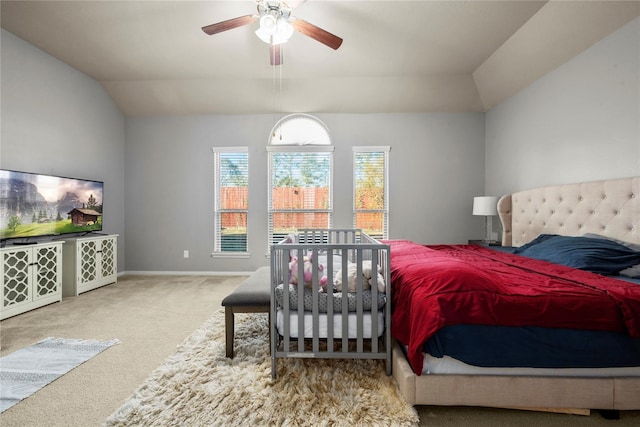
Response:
[222,266,271,358]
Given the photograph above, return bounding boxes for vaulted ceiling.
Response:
[1,1,638,116]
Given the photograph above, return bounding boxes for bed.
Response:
[391,176,640,413]
[270,229,391,379]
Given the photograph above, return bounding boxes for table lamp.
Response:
[473,196,498,243]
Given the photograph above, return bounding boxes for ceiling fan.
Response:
[201,0,343,66]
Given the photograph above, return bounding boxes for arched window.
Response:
[268,113,332,146]
[267,114,334,246]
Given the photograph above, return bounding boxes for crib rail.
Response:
[270,229,391,378]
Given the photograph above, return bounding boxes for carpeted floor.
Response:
[0,274,243,427]
[105,310,419,426]
[1,274,639,426]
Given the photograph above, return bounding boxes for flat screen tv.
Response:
[0,169,104,242]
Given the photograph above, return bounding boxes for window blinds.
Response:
[353,147,390,240]
[213,148,248,253]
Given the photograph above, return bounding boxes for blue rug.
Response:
[0,337,119,413]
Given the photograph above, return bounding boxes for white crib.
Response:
[270,229,391,379]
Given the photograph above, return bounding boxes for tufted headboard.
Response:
[497,176,640,247]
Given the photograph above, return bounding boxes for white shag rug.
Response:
[105,310,418,426]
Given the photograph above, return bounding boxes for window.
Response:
[353,147,390,240]
[268,113,331,146]
[267,114,334,247]
[213,147,249,256]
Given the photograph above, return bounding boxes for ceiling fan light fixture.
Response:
[276,19,294,41]
[256,15,293,45]
[255,26,272,44]
[260,14,277,32]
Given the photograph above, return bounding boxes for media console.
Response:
[0,234,118,320]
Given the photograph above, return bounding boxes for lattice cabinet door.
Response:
[34,244,63,300]
[1,242,63,320]
[78,239,99,286]
[98,236,117,281]
[62,235,118,296]
[1,247,32,313]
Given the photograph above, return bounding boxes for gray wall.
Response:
[485,17,640,198]
[0,29,126,270]
[124,113,485,272]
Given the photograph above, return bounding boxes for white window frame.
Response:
[352,146,390,240]
[212,146,250,258]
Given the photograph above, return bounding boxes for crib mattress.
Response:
[276,309,385,339]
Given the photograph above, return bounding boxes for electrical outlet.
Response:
[183,250,189,259]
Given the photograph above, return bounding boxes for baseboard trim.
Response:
[119,270,255,276]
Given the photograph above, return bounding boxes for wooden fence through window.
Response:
[220,187,382,232]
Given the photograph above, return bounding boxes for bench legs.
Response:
[225,307,235,358]
[225,305,270,358]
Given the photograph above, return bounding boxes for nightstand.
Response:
[468,240,501,247]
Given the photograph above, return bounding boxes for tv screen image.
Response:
[0,169,104,241]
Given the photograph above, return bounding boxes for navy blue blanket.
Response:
[424,323,640,368]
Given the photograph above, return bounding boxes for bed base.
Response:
[508,407,591,416]
[392,342,640,411]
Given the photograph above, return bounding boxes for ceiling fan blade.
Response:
[201,15,256,35]
[270,44,283,66]
[292,19,343,50]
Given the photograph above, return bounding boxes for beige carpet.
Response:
[105,310,419,426]
[1,274,639,426]
[0,274,242,427]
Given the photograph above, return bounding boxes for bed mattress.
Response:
[420,352,640,377]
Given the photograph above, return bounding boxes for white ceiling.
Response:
[1,1,638,116]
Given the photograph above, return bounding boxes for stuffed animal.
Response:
[362,260,386,292]
[334,262,372,292]
[289,253,328,289]
[368,272,386,292]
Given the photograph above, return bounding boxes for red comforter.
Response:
[388,240,640,375]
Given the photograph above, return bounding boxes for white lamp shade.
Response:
[255,15,293,45]
[276,19,294,40]
[260,15,277,32]
[472,196,498,216]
